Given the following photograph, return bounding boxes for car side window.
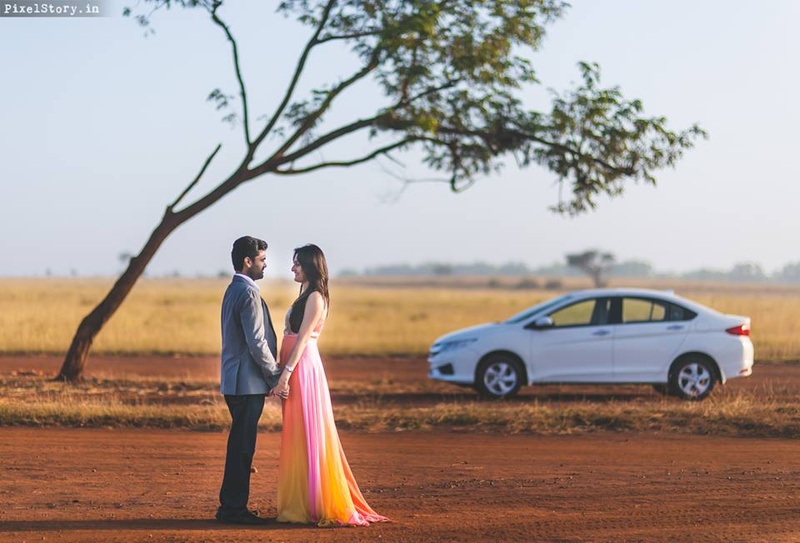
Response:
[622,298,663,323]
[621,297,697,323]
[548,300,596,327]
[666,303,697,322]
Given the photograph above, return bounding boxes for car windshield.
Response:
[505,294,575,324]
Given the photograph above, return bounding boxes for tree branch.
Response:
[401,78,462,108]
[434,125,635,176]
[250,0,337,152]
[167,143,222,212]
[259,79,460,175]
[209,3,251,146]
[266,50,382,166]
[274,138,417,175]
[271,114,386,169]
[316,29,381,44]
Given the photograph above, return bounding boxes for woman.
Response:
[274,244,388,527]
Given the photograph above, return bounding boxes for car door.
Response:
[612,297,692,381]
[528,297,615,382]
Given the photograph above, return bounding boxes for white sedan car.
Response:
[428,288,753,400]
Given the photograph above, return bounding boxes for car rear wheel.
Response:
[476,354,524,399]
[669,356,716,400]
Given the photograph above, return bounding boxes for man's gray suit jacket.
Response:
[220,275,281,395]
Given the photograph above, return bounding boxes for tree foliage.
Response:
[127,0,705,210]
[728,262,766,282]
[777,262,800,282]
[58,0,706,382]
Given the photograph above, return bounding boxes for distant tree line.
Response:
[342,259,800,283]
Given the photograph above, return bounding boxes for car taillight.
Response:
[726,323,750,336]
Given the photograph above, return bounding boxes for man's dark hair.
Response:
[231,236,268,272]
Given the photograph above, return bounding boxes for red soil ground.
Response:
[1,355,799,542]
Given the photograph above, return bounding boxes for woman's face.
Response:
[291,256,307,284]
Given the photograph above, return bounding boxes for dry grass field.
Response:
[1,276,799,361]
[1,354,799,437]
[1,276,799,435]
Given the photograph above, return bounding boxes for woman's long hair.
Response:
[289,244,329,333]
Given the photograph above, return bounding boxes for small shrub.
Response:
[515,278,540,290]
[544,278,563,290]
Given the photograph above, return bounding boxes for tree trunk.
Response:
[56,216,181,382]
[591,269,604,288]
[55,163,253,382]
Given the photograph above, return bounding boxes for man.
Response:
[216,236,289,525]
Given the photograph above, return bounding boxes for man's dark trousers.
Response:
[218,394,266,515]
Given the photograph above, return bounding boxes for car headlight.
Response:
[430,338,477,356]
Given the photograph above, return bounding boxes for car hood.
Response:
[432,322,501,344]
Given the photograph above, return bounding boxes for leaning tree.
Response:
[57,0,706,382]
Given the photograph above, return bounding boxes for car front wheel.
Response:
[669,356,716,400]
[476,354,524,399]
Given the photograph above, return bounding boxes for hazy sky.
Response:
[2,1,799,279]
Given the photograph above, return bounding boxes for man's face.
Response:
[243,250,267,281]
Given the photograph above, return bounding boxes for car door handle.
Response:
[592,330,611,336]
[667,325,684,331]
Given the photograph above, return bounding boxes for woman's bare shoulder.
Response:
[306,290,325,308]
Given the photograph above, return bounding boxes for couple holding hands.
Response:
[216,236,387,527]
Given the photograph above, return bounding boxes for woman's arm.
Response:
[276,291,325,388]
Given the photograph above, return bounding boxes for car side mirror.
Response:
[525,316,554,330]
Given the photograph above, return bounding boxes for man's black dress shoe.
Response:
[215,509,271,525]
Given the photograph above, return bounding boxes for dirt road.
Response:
[1,428,798,543]
[1,356,799,542]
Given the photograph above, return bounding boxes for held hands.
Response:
[272,370,291,399]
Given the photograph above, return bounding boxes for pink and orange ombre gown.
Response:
[276,309,388,527]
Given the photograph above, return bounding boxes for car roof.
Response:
[563,288,714,313]
[569,287,678,297]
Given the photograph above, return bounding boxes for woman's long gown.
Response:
[276,309,388,527]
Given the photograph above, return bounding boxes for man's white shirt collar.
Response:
[234,272,259,291]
